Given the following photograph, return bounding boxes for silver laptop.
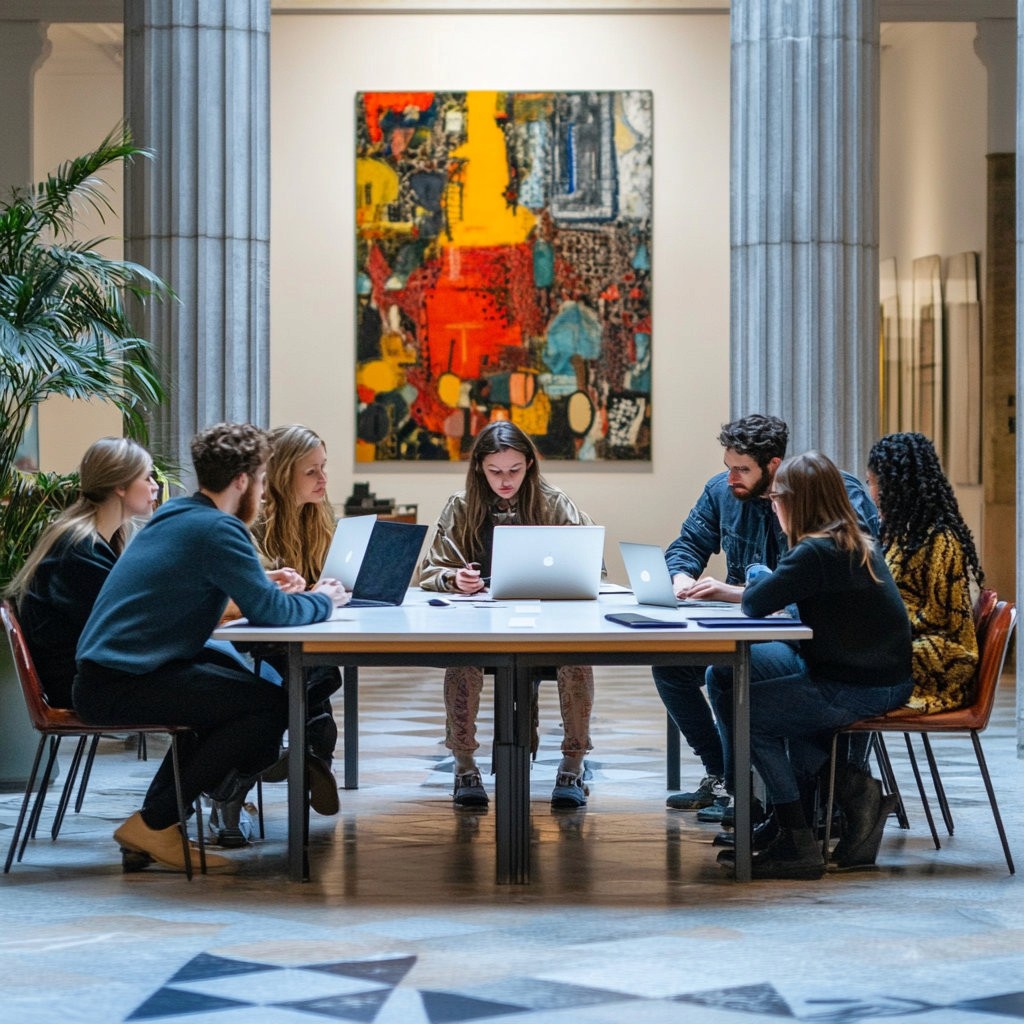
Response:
[489,525,605,600]
[319,515,377,589]
[620,541,733,609]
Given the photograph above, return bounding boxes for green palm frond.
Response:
[0,125,172,585]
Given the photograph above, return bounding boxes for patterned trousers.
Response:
[444,664,594,759]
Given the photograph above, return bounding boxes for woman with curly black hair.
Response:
[867,432,983,714]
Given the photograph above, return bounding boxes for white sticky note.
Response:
[507,616,537,628]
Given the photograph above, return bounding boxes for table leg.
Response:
[343,666,358,790]
[286,643,309,882]
[493,661,532,883]
[732,640,752,882]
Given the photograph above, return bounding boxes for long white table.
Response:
[215,591,810,883]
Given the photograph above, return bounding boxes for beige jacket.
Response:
[419,484,597,592]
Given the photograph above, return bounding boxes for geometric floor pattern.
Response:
[1,663,1022,1024]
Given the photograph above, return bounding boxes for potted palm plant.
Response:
[0,124,169,784]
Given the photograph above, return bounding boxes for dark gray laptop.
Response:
[347,520,428,606]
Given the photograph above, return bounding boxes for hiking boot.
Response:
[551,771,588,809]
[453,769,489,808]
[666,774,728,810]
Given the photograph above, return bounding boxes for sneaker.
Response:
[453,769,489,808]
[551,771,588,809]
[666,774,728,810]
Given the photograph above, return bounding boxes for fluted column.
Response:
[0,21,51,194]
[124,1,270,480]
[731,0,879,472]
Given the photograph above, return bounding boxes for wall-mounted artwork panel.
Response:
[912,255,943,454]
[945,252,981,485]
[879,258,900,435]
[354,90,653,463]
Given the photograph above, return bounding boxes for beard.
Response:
[235,478,261,526]
[730,465,772,502]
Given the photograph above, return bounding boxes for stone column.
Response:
[0,21,51,194]
[731,0,879,473]
[124,1,270,481]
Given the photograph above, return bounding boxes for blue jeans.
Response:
[707,642,913,805]
[652,664,725,779]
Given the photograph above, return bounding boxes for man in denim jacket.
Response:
[658,414,879,813]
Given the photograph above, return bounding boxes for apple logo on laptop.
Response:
[640,570,651,582]
[543,555,555,567]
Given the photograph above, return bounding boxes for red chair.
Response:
[1,600,206,878]
[825,595,1017,873]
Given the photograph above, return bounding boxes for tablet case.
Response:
[604,613,688,629]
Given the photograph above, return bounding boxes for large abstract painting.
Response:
[354,90,653,462]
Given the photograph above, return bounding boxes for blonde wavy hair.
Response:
[252,425,335,584]
[6,437,152,606]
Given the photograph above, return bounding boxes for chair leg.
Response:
[256,778,265,840]
[74,734,102,814]
[25,736,61,845]
[51,735,89,841]
[869,733,910,830]
[902,734,941,850]
[4,736,47,873]
[138,732,148,760]
[971,730,1015,874]
[822,733,839,864]
[666,715,681,791]
[919,733,954,836]
[168,734,194,880]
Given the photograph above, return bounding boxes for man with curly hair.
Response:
[656,414,879,815]
[73,423,348,873]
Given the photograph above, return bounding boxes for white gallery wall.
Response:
[270,12,732,582]
[879,21,988,546]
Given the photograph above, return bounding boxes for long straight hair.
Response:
[253,424,335,584]
[456,421,550,559]
[772,450,879,580]
[5,437,152,605]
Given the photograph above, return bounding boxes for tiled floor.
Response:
[0,665,1022,1024]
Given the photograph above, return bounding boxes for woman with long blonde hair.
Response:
[7,437,158,707]
[707,451,912,879]
[250,425,343,796]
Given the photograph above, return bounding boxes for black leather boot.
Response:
[748,826,825,880]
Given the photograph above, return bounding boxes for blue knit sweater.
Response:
[77,493,332,674]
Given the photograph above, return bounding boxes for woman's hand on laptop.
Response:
[268,566,306,593]
[313,577,351,607]
[455,564,487,595]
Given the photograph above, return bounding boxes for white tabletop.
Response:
[215,589,811,646]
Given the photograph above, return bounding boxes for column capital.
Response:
[973,19,1016,154]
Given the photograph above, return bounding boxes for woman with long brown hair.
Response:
[707,451,913,879]
[419,421,596,809]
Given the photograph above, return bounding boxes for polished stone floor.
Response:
[0,665,1022,1024]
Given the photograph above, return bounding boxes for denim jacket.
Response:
[664,470,879,585]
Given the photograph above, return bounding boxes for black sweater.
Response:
[742,535,912,687]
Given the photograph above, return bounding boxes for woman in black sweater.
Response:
[708,451,913,879]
